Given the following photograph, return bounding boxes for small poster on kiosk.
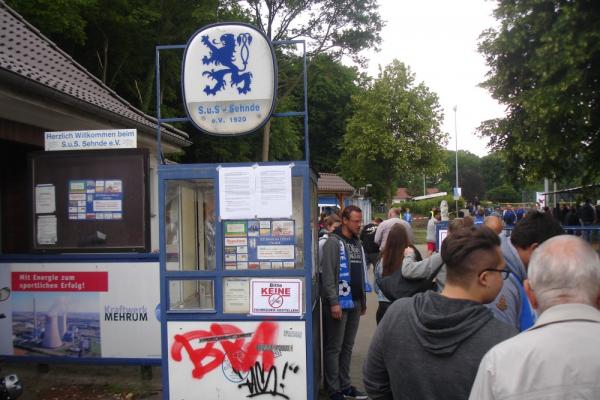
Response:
[223,219,295,270]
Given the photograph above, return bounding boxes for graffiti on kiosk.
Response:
[170,321,301,398]
[238,361,300,399]
[201,33,253,95]
[171,321,277,379]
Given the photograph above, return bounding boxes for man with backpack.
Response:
[360,217,382,270]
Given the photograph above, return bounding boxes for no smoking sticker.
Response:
[250,279,302,316]
[268,294,284,308]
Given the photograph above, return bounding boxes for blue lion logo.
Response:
[201,33,253,95]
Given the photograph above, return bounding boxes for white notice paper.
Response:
[256,165,292,218]
[223,278,250,314]
[35,184,55,214]
[218,165,292,219]
[37,215,57,245]
[219,167,255,219]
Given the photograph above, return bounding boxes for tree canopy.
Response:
[241,0,383,65]
[478,0,600,184]
[338,60,447,206]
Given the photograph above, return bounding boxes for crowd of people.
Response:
[318,204,600,400]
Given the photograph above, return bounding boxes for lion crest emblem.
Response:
[201,33,253,95]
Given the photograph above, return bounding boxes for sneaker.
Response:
[342,386,369,399]
[329,392,346,400]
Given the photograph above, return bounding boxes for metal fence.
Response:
[503,225,600,251]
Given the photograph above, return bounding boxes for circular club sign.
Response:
[182,22,277,136]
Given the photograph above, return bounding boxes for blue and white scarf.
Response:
[338,241,372,310]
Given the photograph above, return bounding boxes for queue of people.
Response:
[318,205,600,400]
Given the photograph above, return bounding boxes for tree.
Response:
[240,0,384,160]
[338,60,447,207]
[480,152,508,191]
[486,184,520,203]
[434,150,485,201]
[307,54,361,172]
[7,0,248,116]
[478,0,600,184]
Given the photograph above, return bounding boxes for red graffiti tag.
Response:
[171,322,278,379]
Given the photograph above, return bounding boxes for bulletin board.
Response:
[28,149,150,252]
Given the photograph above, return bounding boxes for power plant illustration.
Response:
[12,293,101,357]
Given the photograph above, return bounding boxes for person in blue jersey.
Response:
[487,211,563,331]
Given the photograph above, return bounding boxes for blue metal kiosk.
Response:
[155,23,320,399]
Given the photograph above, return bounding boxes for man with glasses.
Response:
[487,211,563,331]
[321,205,371,400]
[363,226,517,400]
[470,235,600,399]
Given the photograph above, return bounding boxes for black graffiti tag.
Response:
[238,361,300,399]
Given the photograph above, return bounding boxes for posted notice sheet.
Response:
[219,165,292,219]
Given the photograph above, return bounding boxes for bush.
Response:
[486,184,520,203]
[393,195,465,216]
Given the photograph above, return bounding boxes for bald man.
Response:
[484,215,504,235]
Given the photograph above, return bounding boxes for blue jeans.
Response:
[323,302,361,395]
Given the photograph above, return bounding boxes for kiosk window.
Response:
[292,176,304,268]
[165,180,216,271]
[168,279,214,311]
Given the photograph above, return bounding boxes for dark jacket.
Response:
[363,291,517,400]
[320,230,368,310]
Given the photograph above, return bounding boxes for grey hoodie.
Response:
[485,233,527,329]
[363,291,517,400]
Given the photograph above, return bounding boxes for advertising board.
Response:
[0,262,160,359]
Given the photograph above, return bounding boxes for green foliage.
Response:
[9,0,374,164]
[338,60,447,206]
[486,184,521,203]
[307,54,361,172]
[478,0,600,184]
[241,0,383,65]
[480,152,509,191]
[437,150,485,201]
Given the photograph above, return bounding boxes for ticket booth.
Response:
[155,22,320,399]
[158,162,319,399]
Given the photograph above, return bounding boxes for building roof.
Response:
[426,188,440,195]
[0,1,190,147]
[394,187,412,200]
[317,173,355,194]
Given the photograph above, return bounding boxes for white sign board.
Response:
[44,129,137,151]
[453,187,462,200]
[250,279,302,316]
[168,320,306,400]
[182,23,277,135]
[0,262,160,359]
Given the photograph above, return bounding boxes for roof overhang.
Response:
[0,69,191,153]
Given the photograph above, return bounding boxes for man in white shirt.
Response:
[374,207,413,250]
[469,235,600,400]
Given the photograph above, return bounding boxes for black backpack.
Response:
[360,223,379,254]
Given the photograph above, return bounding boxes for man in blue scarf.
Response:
[321,205,370,400]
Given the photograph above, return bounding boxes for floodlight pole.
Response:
[454,105,459,215]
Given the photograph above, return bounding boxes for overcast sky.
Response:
[363,0,505,157]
